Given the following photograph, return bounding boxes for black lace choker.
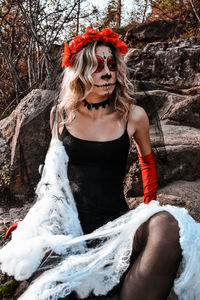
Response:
[83,99,110,110]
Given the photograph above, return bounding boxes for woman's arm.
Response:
[128,105,158,204]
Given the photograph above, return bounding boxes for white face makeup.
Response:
[86,45,117,102]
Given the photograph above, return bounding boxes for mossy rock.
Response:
[0,280,19,299]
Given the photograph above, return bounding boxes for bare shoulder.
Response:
[127,104,149,133]
[128,104,148,122]
[127,105,152,155]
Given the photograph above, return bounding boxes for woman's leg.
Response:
[120,211,182,300]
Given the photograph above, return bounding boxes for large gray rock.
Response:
[0,89,56,201]
[125,122,200,198]
[123,38,200,198]
[125,37,200,88]
[161,94,200,128]
[135,87,200,128]
[125,20,180,45]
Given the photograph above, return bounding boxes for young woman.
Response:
[1,27,199,300]
[50,27,182,300]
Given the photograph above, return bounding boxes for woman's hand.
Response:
[5,223,18,240]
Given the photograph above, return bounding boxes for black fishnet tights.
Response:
[120,211,182,300]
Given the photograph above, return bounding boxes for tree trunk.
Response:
[116,0,121,27]
[76,0,81,35]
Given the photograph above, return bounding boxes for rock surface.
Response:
[125,37,200,87]
[125,117,200,198]
[125,20,180,45]
[0,89,56,202]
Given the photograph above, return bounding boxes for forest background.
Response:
[0,0,200,122]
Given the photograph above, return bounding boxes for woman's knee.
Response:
[132,211,182,262]
[133,211,179,250]
[148,211,179,237]
[147,211,182,258]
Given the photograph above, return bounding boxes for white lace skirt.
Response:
[0,138,200,300]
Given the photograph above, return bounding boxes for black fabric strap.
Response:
[63,109,66,120]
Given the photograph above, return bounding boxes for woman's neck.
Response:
[78,98,114,120]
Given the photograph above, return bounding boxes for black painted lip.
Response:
[94,83,116,87]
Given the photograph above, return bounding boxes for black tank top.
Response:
[61,120,130,234]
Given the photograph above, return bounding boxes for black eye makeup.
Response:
[94,56,117,73]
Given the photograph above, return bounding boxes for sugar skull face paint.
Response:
[86,45,117,102]
[92,46,116,90]
[94,56,117,73]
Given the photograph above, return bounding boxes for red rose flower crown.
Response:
[61,27,128,68]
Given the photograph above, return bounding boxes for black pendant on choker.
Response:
[83,99,110,110]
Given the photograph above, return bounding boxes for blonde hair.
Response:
[54,40,135,127]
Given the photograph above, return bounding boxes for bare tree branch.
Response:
[142,0,149,23]
[188,0,200,22]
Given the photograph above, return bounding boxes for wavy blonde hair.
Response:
[54,40,135,128]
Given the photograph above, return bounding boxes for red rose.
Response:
[116,40,128,55]
[82,27,102,43]
[101,28,119,40]
[62,42,72,67]
[70,36,86,53]
[102,37,117,45]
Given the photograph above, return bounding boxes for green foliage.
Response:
[0,110,12,120]
[0,165,12,187]
[113,26,127,35]
[0,280,19,298]
[160,0,179,9]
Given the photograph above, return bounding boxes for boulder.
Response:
[125,122,200,198]
[127,178,200,223]
[0,89,56,202]
[161,94,200,128]
[125,20,179,46]
[125,37,200,88]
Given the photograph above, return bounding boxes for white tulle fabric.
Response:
[0,137,200,300]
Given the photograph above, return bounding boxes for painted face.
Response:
[87,45,117,101]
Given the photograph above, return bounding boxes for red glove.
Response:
[138,151,158,204]
[5,223,18,240]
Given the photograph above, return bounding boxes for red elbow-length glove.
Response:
[138,151,158,204]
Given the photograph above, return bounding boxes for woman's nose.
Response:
[101,63,112,79]
[104,63,111,74]
[101,73,112,79]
